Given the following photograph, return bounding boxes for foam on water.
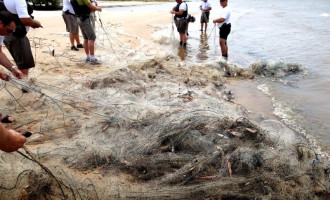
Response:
[257,82,327,158]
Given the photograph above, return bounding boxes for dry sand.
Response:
[0,2,329,200]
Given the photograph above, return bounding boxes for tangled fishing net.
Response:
[0,20,328,200]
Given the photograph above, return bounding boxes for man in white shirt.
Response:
[213,0,231,60]
[200,0,212,32]
[0,11,24,124]
[62,0,84,51]
[2,0,42,85]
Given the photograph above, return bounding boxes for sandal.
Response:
[0,113,15,123]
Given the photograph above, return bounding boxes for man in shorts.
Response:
[2,0,42,79]
[200,0,212,32]
[213,0,231,60]
[0,11,25,125]
[62,0,84,51]
[70,0,102,65]
[171,0,188,47]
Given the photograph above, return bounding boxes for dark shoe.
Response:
[183,43,186,47]
[0,113,15,123]
[180,41,183,46]
[71,46,79,51]
[186,32,189,36]
[77,44,84,48]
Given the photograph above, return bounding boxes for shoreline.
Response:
[0,2,329,199]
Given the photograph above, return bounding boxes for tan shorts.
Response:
[62,11,79,34]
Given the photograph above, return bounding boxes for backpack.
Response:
[70,0,90,17]
[0,0,34,38]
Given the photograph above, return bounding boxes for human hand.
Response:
[12,68,24,79]
[31,20,42,28]
[0,71,10,81]
[98,7,102,12]
[3,129,27,152]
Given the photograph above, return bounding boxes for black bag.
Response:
[70,0,90,17]
[0,0,34,38]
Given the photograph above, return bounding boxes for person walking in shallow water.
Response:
[171,0,188,47]
[213,0,231,60]
[200,0,212,32]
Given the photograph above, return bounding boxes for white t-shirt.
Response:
[0,36,3,46]
[200,1,211,13]
[4,0,31,32]
[63,0,75,14]
[179,2,187,12]
[217,6,231,28]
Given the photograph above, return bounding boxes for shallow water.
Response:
[106,0,330,154]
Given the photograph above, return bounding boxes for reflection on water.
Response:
[177,46,188,60]
[197,32,210,61]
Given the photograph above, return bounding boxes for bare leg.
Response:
[69,33,75,46]
[205,23,208,32]
[84,39,89,55]
[73,33,81,46]
[220,38,228,60]
[180,33,187,43]
[88,40,95,56]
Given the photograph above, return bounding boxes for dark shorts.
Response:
[200,12,210,23]
[78,16,96,40]
[174,18,188,34]
[62,11,79,34]
[4,35,35,70]
[219,23,231,40]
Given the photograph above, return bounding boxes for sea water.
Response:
[107,0,330,155]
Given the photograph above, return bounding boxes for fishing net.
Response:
[0,17,328,200]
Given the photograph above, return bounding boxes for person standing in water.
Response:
[171,0,188,47]
[200,0,212,32]
[213,0,231,60]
